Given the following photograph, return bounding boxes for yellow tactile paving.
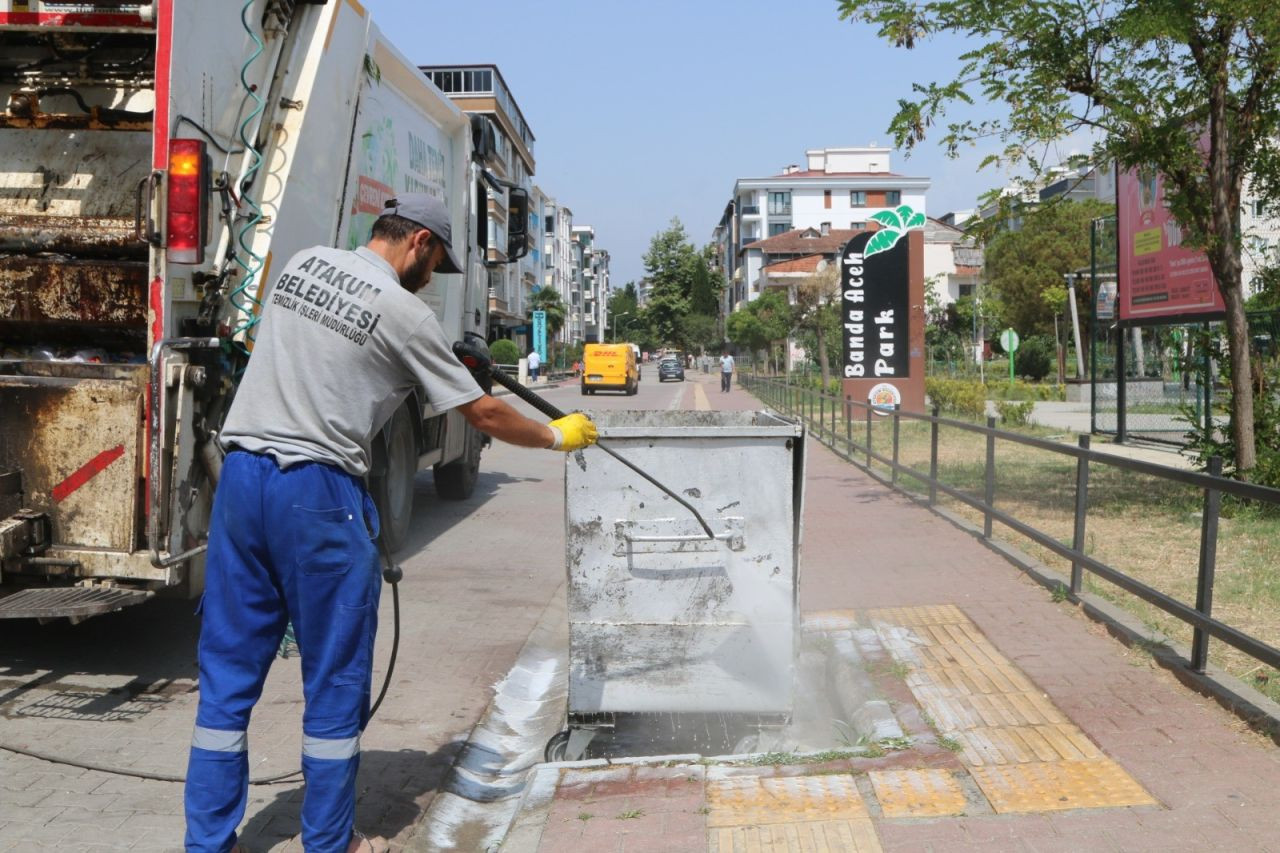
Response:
[970,758,1159,813]
[867,604,1158,814]
[866,604,969,626]
[803,610,861,632]
[694,380,711,411]
[868,769,967,818]
[709,818,883,853]
[707,774,868,828]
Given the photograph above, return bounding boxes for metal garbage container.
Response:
[565,410,804,719]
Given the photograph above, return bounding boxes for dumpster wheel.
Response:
[544,730,570,762]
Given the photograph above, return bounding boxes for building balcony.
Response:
[740,205,760,215]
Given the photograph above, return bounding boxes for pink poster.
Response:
[1117,166,1223,322]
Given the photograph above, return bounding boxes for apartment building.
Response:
[717,146,930,312]
[540,193,578,346]
[420,64,536,341]
[571,226,609,343]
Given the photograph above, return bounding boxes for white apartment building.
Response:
[571,226,610,343]
[1243,186,1280,294]
[924,218,983,307]
[722,146,930,311]
[540,193,578,346]
[421,64,536,342]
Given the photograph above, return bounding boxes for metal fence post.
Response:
[1071,435,1091,594]
[819,394,826,441]
[831,390,837,440]
[1191,455,1224,673]
[929,405,939,506]
[865,405,873,469]
[891,404,901,486]
[983,416,997,538]
[845,396,853,457]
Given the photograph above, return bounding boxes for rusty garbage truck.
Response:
[0,1,527,619]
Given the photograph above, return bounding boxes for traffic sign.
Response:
[1000,328,1020,352]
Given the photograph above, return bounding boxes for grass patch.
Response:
[616,809,644,820]
[937,735,964,753]
[736,750,861,766]
[577,812,593,822]
[747,377,1280,707]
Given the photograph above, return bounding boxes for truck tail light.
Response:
[166,138,207,264]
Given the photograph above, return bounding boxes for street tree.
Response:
[726,289,793,372]
[985,199,1110,339]
[836,0,1280,474]
[791,262,841,387]
[642,218,697,347]
[606,283,640,342]
[528,287,566,363]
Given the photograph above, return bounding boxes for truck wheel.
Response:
[371,403,417,553]
[581,384,589,396]
[435,422,482,501]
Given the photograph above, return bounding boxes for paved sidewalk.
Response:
[512,374,1280,851]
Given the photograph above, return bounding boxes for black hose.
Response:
[0,543,404,785]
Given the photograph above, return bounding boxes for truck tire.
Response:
[371,403,418,553]
[434,422,482,501]
[581,384,589,396]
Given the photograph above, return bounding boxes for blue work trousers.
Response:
[184,450,380,852]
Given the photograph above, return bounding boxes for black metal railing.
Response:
[742,372,1280,677]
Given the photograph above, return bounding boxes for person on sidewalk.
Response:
[527,348,541,383]
[720,351,735,392]
[184,193,597,853]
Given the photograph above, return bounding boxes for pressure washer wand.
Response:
[484,364,716,540]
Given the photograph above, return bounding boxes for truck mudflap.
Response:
[0,585,152,620]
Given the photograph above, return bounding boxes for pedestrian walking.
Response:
[184,193,597,853]
[720,351,735,392]
[527,348,541,383]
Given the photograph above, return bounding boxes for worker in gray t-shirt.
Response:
[185,193,596,853]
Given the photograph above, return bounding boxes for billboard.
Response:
[1117,165,1224,323]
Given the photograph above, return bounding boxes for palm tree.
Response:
[529,287,567,365]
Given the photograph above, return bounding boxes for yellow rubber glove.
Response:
[547,412,598,452]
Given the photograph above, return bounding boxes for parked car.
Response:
[657,357,685,382]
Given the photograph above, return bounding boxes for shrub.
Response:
[926,377,987,420]
[1014,335,1056,381]
[996,400,1035,427]
[489,338,519,365]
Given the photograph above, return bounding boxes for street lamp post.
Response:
[611,311,631,343]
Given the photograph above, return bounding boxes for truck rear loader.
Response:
[0,0,527,620]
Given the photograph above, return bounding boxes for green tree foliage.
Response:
[726,289,793,371]
[489,338,519,366]
[639,218,722,351]
[1013,334,1056,381]
[528,287,566,342]
[836,0,1280,474]
[791,263,841,386]
[985,199,1111,338]
[606,283,640,343]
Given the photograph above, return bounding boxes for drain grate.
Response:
[18,690,168,722]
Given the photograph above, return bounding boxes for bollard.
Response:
[1070,435,1091,595]
[1190,456,1223,673]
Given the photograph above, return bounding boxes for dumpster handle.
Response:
[483,367,716,539]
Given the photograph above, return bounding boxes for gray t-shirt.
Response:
[220,245,483,476]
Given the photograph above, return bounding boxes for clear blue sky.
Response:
[369,0,1072,286]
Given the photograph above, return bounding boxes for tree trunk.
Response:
[1220,281,1257,472]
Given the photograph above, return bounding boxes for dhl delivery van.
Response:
[582,343,639,396]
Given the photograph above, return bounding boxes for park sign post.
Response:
[841,205,927,413]
[532,310,547,361]
[1000,328,1020,385]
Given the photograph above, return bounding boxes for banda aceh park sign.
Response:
[841,205,927,412]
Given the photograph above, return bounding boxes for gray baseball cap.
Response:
[381,193,463,275]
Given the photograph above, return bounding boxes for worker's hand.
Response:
[547,413,598,452]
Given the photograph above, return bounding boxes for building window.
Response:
[850,222,866,230]
[850,191,867,207]
[768,191,791,215]
[769,222,790,237]
[886,190,901,206]
[1252,199,1267,218]
[824,190,832,209]
[959,284,976,298]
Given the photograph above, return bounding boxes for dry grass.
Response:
[753,381,1280,704]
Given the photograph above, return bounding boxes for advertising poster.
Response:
[532,310,547,360]
[1117,165,1224,323]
